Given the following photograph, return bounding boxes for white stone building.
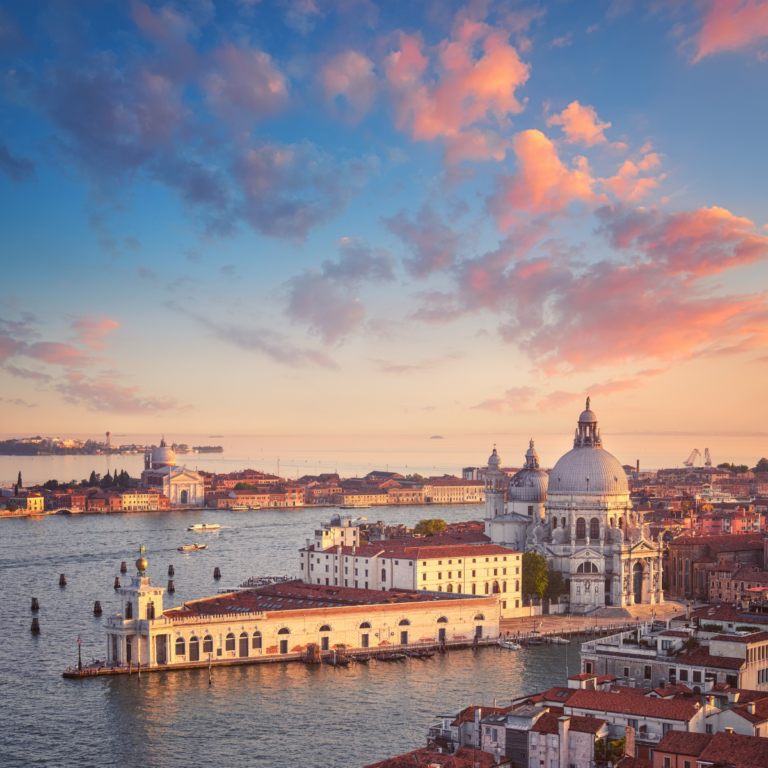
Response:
[141,437,205,508]
[529,403,663,613]
[103,557,500,668]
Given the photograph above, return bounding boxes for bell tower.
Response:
[484,446,506,522]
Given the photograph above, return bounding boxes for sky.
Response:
[1,0,768,438]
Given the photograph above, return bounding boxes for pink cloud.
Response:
[284,238,394,343]
[203,44,289,123]
[536,390,581,410]
[0,334,25,364]
[57,372,184,413]
[546,101,611,147]
[384,18,530,163]
[486,130,599,229]
[24,342,97,368]
[601,158,663,202]
[320,50,376,121]
[383,204,462,277]
[695,0,768,61]
[472,386,536,412]
[70,315,119,352]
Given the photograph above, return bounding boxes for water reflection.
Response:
[1,507,581,767]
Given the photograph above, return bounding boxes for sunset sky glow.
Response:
[2,0,768,436]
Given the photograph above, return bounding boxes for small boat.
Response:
[499,640,521,650]
[551,636,570,644]
[375,652,406,661]
[350,655,370,663]
[188,523,221,531]
[324,652,350,666]
[340,504,371,509]
[231,505,249,511]
[178,543,208,551]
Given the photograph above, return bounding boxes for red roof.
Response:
[616,759,653,768]
[451,705,514,727]
[565,690,701,721]
[531,712,607,735]
[698,731,768,767]
[710,631,768,644]
[164,580,488,619]
[729,697,768,724]
[363,747,505,768]
[676,646,745,670]
[654,730,713,756]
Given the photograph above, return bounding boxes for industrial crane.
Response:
[704,448,712,467]
[683,448,701,467]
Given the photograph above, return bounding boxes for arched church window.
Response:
[590,518,600,539]
[203,635,213,654]
[225,633,236,651]
[576,518,586,539]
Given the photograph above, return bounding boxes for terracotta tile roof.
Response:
[729,697,768,724]
[650,683,694,698]
[565,690,701,721]
[538,687,577,703]
[363,746,505,768]
[654,730,713,755]
[569,673,597,681]
[164,579,485,619]
[596,674,617,683]
[531,712,606,735]
[672,533,766,547]
[616,758,653,768]
[609,685,651,697]
[698,731,768,767]
[676,646,745,670]
[710,631,768,643]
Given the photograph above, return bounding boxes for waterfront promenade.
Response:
[499,599,686,635]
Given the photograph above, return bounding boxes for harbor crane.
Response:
[683,448,701,467]
[704,448,712,467]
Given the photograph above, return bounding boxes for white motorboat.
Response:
[551,636,571,644]
[499,639,521,650]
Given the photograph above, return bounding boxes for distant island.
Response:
[194,446,224,453]
[208,435,224,438]
[430,435,444,439]
[0,437,224,456]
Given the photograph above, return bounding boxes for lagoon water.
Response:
[1,504,582,768]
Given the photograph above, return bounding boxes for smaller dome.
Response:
[488,447,501,467]
[508,439,549,503]
[579,408,597,423]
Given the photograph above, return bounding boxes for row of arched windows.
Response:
[171,614,486,657]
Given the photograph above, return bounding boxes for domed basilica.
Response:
[484,402,663,614]
[141,437,205,508]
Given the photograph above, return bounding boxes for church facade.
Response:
[484,403,663,614]
[140,437,205,508]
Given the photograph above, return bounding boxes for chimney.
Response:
[706,695,715,707]
[748,702,756,714]
[305,538,310,549]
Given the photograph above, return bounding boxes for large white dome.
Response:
[151,437,176,468]
[548,403,628,495]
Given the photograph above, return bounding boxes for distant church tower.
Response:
[484,447,506,520]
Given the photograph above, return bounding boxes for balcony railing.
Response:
[428,728,453,740]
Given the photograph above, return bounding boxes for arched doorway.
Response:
[437,616,448,642]
[399,618,410,645]
[189,636,199,661]
[180,489,188,504]
[633,562,643,604]
[278,627,290,654]
[239,632,249,657]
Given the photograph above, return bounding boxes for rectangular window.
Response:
[624,667,630,678]
[693,671,701,683]
[448,571,452,579]
[706,725,712,734]
[472,570,476,577]
[438,572,442,579]
[679,669,688,681]
[458,571,462,578]
[644,666,652,679]
[662,724,672,735]
[684,762,691,768]
[663,759,671,768]
[628,719,638,730]
[422,573,426,581]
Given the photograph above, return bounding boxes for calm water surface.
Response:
[0,505,581,768]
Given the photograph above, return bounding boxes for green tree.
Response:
[522,551,549,600]
[17,470,22,488]
[414,519,447,536]
[753,458,768,474]
[543,567,566,600]
[88,470,100,486]
[101,471,113,488]
[406,473,424,481]
[234,482,256,490]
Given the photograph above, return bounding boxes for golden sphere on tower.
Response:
[136,557,148,573]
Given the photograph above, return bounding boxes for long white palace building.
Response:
[103,557,498,669]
